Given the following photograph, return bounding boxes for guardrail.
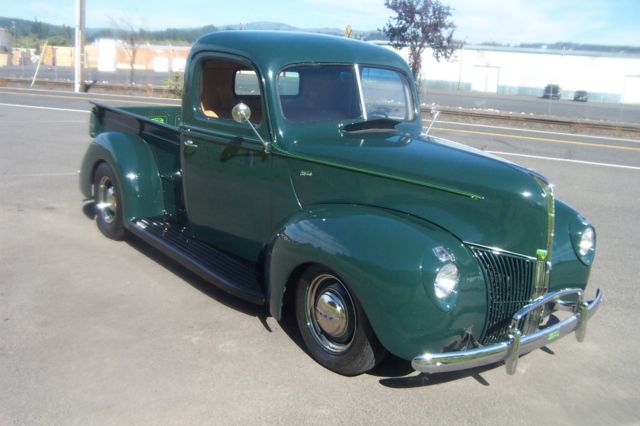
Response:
[421,106,640,134]
[0,77,176,98]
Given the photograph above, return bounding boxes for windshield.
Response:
[278,65,414,124]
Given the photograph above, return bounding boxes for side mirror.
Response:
[232,102,252,123]
[231,103,270,154]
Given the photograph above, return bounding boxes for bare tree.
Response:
[111,18,143,87]
[383,0,456,87]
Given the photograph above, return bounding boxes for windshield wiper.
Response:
[342,118,401,133]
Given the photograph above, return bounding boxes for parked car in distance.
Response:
[573,90,589,102]
[79,31,601,377]
[542,84,561,100]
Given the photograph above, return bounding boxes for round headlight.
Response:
[434,263,459,299]
[579,227,595,257]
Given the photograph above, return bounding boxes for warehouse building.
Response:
[411,44,640,104]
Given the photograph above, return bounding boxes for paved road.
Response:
[1,90,638,425]
[3,65,640,123]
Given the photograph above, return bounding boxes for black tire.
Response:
[295,265,387,376]
[93,162,126,241]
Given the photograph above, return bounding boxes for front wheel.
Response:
[295,265,387,375]
[93,162,126,241]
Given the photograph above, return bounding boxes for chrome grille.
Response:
[469,246,536,344]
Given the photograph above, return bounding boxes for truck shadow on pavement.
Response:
[376,365,496,388]
[374,348,558,388]
[277,303,499,387]
[82,201,507,387]
[83,202,271,329]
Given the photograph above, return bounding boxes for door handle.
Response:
[184,139,198,148]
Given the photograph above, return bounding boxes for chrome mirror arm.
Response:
[239,111,271,154]
[231,102,271,154]
[424,103,440,137]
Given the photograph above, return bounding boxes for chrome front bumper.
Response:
[412,288,602,375]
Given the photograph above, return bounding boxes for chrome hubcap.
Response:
[306,273,356,354]
[97,176,117,224]
[315,291,349,338]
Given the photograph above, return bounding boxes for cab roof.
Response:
[191,31,411,75]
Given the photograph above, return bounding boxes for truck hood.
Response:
[285,131,552,257]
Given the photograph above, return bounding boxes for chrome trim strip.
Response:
[354,64,367,121]
[412,288,602,375]
[272,145,485,200]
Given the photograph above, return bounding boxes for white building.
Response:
[388,43,640,104]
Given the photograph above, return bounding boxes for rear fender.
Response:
[79,132,164,222]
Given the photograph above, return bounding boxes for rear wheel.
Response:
[93,162,126,241]
[295,265,387,375]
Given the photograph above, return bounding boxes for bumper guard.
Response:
[412,288,602,375]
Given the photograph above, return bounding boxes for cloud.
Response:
[300,0,390,29]
[28,2,74,26]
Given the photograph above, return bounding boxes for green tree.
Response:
[382,0,456,84]
[163,72,184,98]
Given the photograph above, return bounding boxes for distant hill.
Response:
[1,16,637,52]
[477,41,640,55]
[514,42,640,55]
[0,16,73,46]
[0,16,383,46]
[218,22,298,31]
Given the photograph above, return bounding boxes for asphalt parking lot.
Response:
[1,89,639,425]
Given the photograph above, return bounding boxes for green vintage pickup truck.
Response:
[80,31,601,376]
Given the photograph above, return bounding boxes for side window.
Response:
[360,67,413,121]
[277,71,300,96]
[234,70,261,96]
[277,65,361,123]
[200,59,263,124]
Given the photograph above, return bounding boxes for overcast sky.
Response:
[6,0,640,45]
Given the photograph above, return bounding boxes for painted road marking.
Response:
[432,127,640,152]
[488,151,640,171]
[0,89,177,106]
[427,119,640,144]
[3,172,78,177]
[0,102,89,113]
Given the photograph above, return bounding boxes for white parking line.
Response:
[425,119,640,144]
[3,172,78,177]
[0,102,89,113]
[488,151,640,171]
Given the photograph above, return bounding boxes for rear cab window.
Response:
[199,59,263,124]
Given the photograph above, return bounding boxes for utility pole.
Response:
[74,0,86,93]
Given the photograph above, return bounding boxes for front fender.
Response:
[267,205,486,360]
[79,132,164,222]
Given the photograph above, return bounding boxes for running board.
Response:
[128,218,265,305]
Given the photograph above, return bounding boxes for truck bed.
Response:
[90,102,182,138]
[90,101,184,218]
[88,102,266,304]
